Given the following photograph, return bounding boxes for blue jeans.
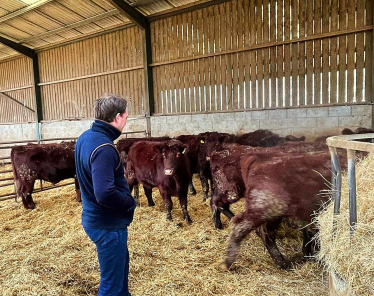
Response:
[84,227,131,296]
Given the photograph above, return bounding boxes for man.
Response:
[75,94,136,296]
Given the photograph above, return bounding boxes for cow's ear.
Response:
[153,145,163,153]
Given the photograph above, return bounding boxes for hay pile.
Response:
[0,167,327,295]
[315,154,374,295]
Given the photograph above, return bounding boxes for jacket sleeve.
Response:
[90,145,136,212]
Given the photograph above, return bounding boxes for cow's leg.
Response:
[221,204,235,220]
[302,229,318,258]
[133,184,140,202]
[178,190,192,224]
[188,182,197,195]
[220,212,252,270]
[212,204,223,230]
[199,171,209,201]
[21,194,30,209]
[209,176,215,199]
[24,193,36,209]
[211,191,235,229]
[255,219,289,269]
[160,189,173,221]
[210,194,223,229]
[74,177,81,202]
[143,186,155,207]
[19,179,36,209]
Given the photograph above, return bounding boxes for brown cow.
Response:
[11,141,80,209]
[204,129,305,162]
[219,150,336,270]
[210,141,326,229]
[125,139,192,222]
[116,136,171,200]
[341,127,374,135]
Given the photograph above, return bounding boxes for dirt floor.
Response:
[0,165,328,296]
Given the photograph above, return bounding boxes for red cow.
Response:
[125,139,192,222]
[11,141,80,209]
[219,150,338,270]
[210,141,326,229]
[116,136,170,200]
[341,127,374,135]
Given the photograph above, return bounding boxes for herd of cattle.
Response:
[8,127,373,270]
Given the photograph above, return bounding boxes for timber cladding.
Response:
[0,57,36,123]
[38,26,145,120]
[150,0,373,114]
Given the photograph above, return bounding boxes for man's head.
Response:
[94,94,129,132]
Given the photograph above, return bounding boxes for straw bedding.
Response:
[0,164,327,296]
[315,154,374,295]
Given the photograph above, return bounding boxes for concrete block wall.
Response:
[151,105,373,140]
[0,123,37,160]
[40,117,148,140]
[0,104,372,158]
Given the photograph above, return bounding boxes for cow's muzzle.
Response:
[206,157,210,161]
[164,169,174,175]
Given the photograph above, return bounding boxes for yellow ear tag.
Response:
[182,148,186,154]
[200,140,205,143]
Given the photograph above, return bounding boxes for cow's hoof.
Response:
[214,222,223,230]
[186,218,193,224]
[217,260,230,271]
[148,202,155,207]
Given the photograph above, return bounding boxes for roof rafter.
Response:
[0,35,34,58]
[107,0,148,29]
[0,0,54,23]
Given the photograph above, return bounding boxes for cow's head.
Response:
[154,140,187,176]
[203,134,228,161]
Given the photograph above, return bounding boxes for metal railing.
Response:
[0,129,147,203]
[327,133,374,234]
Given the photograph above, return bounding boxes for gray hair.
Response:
[94,94,128,123]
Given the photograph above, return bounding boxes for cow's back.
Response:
[11,142,76,183]
[241,151,331,222]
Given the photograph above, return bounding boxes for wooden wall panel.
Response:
[150,0,373,114]
[0,57,36,123]
[38,26,144,120]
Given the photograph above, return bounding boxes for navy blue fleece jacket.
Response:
[75,120,136,230]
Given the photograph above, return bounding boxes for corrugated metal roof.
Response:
[0,23,33,39]
[0,8,9,17]
[0,0,25,12]
[0,0,215,62]
[6,18,48,36]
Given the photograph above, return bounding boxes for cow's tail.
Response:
[10,149,20,201]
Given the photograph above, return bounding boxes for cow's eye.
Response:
[176,152,181,157]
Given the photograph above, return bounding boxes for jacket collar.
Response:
[91,119,122,142]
